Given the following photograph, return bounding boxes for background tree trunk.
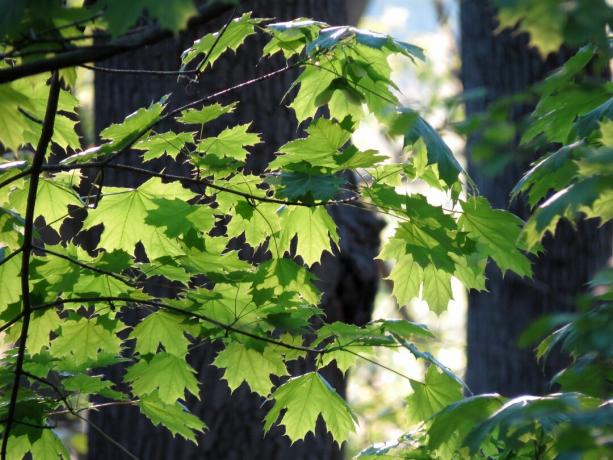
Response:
[87,1,380,459]
[460,0,612,396]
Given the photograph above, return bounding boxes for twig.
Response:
[32,245,131,284]
[31,296,322,355]
[41,161,361,207]
[0,168,32,190]
[0,2,233,84]
[1,71,61,460]
[80,63,197,76]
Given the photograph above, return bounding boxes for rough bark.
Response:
[87,1,381,459]
[461,0,612,396]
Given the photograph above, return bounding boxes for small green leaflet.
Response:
[61,100,165,164]
[181,13,262,69]
[62,374,123,399]
[387,253,422,307]
[405,366,463,425]
[511,143,580,207]
[139,394,205,443]
[264,372,357,445]
[196,123,261,161]
[0,252,20,312]
[129,311,191,356]
[279,206,339,266]
[288,64,337,123]
[263,20,327,59]
[460,197,532,277]
[134,131,194,161]
[177,101,237,125]
[125,352,199,404]
[305,26,424,62]
[213,342,288,396]
[421,265,453,314]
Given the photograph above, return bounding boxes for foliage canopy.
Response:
[0,1,611,459]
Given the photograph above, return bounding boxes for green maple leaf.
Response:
[427,395,504,454]
[82,177,196,259]
[145,198,216,238]
[460,197,532,277]
[62,374,124,399]
[279,206,339,266]
[9,175,82,230]
[139,394,205,443]
[50,316,124,368]
[27,309,61,354]
[421,265,453,314]
[405,365,463,425]
[511,144,580,207]
[264,372,357,445]
[196,123,261,161]
[100,100,165,145]
[288,64,337,123]
[135,131,194,161]
[0,251,20,313]
[213,342,288,396]
[129,311,191,356]
[177,101,237,125]
[226,200,281,250]
[125,352,199,404]
[270,118,352,170]
[8,427,69,460]
[392,111,464,187]
[62,100,165,164]
[387,252,423,307]
[181,12,262,69]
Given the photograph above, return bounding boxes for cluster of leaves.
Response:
[357,5,613,460]
[0,6,537,459]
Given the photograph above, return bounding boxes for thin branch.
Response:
[0,247,23,269]
[167,64,297,118]
[78,415,139,460]
[32,296,321,355]
[20,371,138,460]
[80,63,197,76]
[0,2,233,84]
[1,71,61,460]
[32,245,131,284]
[0,168,32,190]
[41,161,360,207]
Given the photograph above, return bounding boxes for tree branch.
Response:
[1,71,61,460]
[0,2,233,84]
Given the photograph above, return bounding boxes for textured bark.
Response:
[87,1,380,459]
[461,1,612,396]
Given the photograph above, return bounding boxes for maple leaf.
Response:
[264,372,357,445]
[213,342,288,396]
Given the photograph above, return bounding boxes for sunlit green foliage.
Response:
[0,1,611,459]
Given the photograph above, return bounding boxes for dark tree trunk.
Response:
[461,0,612,396]
[87,1,380,459]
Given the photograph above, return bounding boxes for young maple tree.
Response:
[0,1,611,459]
